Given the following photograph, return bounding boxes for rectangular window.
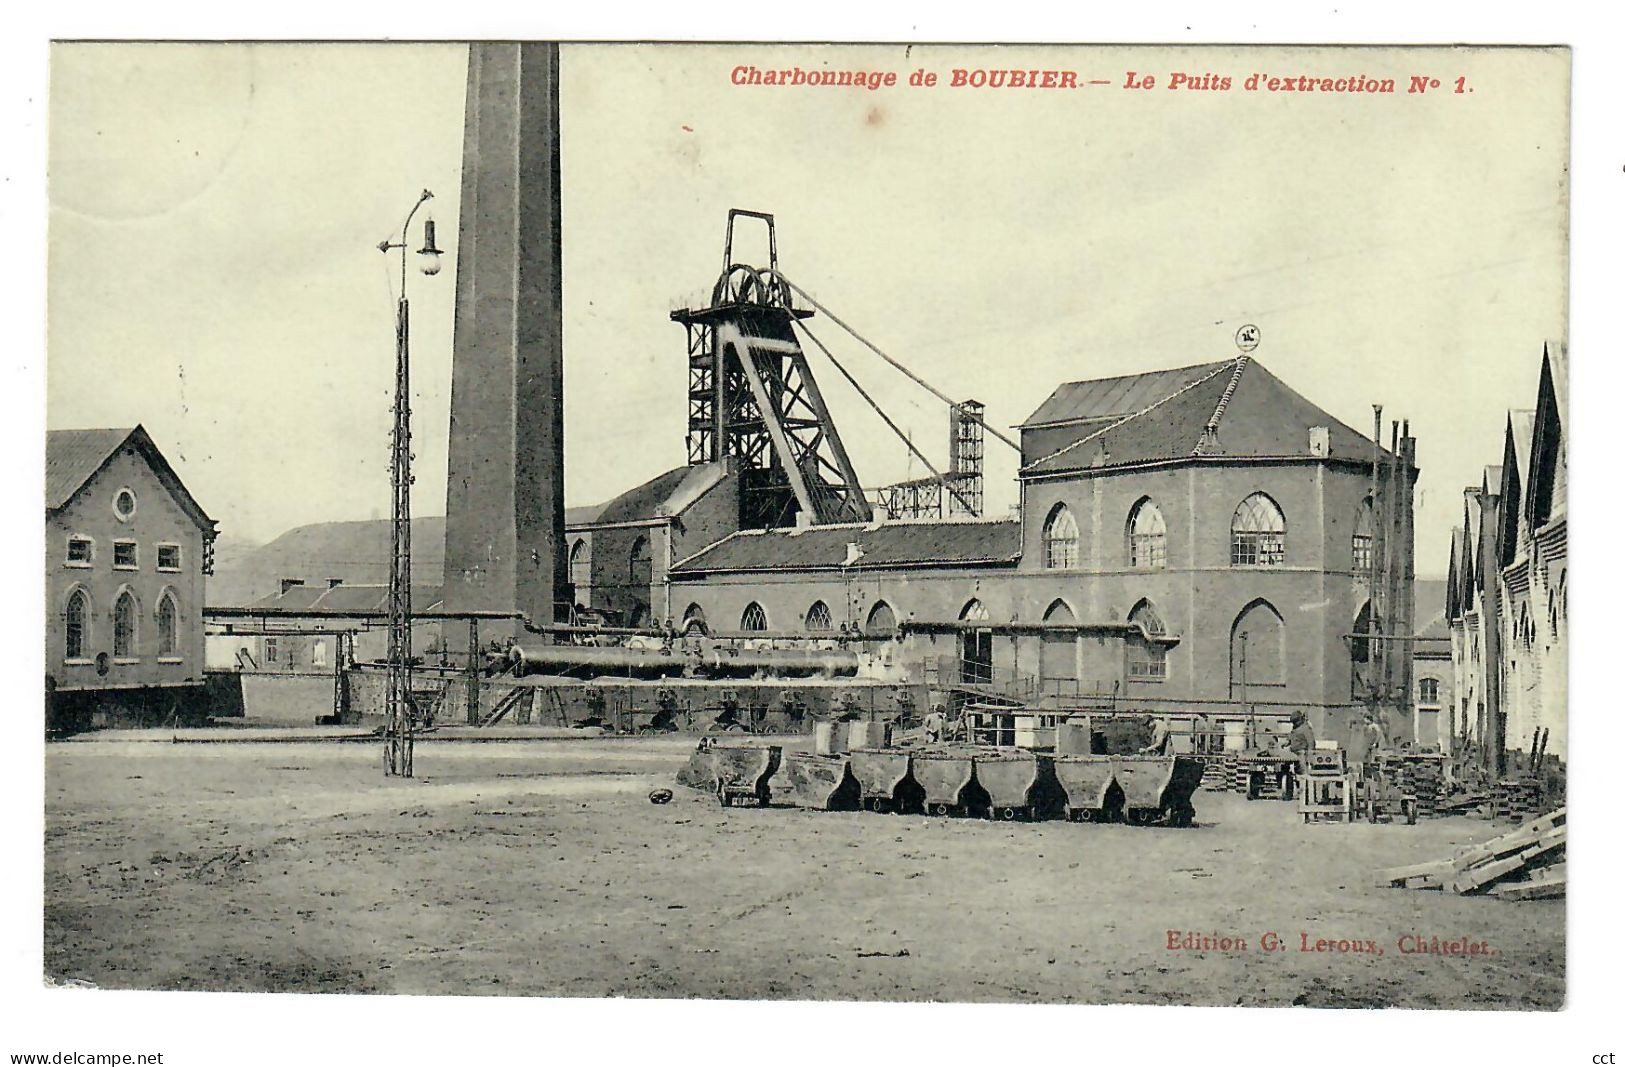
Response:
[1127,643,1167,680]
[1131,534,1167,570]
[1230,532,1284,567]
[113,541,138,569]
[156,544,181,571]
[1352,534,1373,573]
[264,637,279,663]
[67,537,93,566]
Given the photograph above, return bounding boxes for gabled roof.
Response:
[1414,577,1446,637]
[46,425,215,532]
[1497,411,1535,565]
[246,582,444,614]
[574,461,731,528]
[1528,342,1566,528]
[1021,360,1233,428]
[1020,356,1398,477]
[1446,527,1463,618]
[671,517,1021,576]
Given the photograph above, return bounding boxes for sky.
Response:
[47,43,1570,576]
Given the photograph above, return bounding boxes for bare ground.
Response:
[43,737,1563,1007]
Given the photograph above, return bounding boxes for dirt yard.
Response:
[43,736,1563,1007]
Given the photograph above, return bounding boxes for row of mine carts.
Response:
[684,741,1203,827]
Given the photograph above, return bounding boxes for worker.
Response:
[1359,713,1387,773]
[1192,712,1213,754]
[1137,716,1171,755]
[1285,710,1316,774]
[922,705,946,743]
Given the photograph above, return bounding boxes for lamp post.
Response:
[378,189,444,777]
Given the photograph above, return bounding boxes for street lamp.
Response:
[377,188,444,777]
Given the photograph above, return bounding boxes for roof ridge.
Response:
[1022,360,1238,471]
[1193,356,1250,455]
[1047,357,1233,393]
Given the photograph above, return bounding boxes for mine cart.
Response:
[1054,755,1120,821]
[770,751,857,810]
[1115,755,1202,826]
[675,740,719,791]
[911,747,979,816]
[972,748,1051,820]
[713,743,782,807]
[849,748,913,812]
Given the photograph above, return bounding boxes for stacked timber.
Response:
[1378,753,1446,818]
[1493,778,1546,821]
[1375,807,1565,898]
[1435,789,1493,817]
[1200,754,1234,792]
[1230,760,1251,794]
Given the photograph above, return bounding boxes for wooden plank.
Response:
[1454,819,1566,869]
[1452,834,1566,894]
[1375,858,1455,886]
[1490,873,1567,901]
[1403,874,1447,890]
[1451,853,1529,894]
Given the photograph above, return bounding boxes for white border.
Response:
[5,6,1619,1066]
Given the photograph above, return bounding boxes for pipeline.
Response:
[508,641,859,680]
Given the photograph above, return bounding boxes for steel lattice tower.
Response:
[673,211,871,530]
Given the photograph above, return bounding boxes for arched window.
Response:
[740,602,768,632]
[629,535,652,590]
[569,539,590,601]
[1042,503,1078,569]
[1418,677,1441,706]
[156,592,179,657]
[1230,599,1285,694]
[114,590,137,658]
[1040,599,1077,689]
[804,600,833,631]
[1350,600,1379,699]
[64,588,89,660]
[958,599,992,684]
[681,603,707,634]
[1126,600,1167,680]
[864,600,897,635]
[1352,497,1375,574]
[1231,493,1286,567]
[1127,498,1167,570]
[1351,600,1378,664]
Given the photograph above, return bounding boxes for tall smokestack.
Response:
[442,43,569,633]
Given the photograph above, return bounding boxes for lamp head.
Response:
[416,218,443,277]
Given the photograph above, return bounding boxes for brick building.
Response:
[46,426,217,731]
[660,356,1415,747]
[562,462,738,626]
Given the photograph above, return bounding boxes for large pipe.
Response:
[508,642,860,680]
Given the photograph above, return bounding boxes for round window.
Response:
[113,488,137,521]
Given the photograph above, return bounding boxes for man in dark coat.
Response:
[1285,710,1316,775]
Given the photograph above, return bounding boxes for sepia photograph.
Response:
[16,24,1605,1062]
